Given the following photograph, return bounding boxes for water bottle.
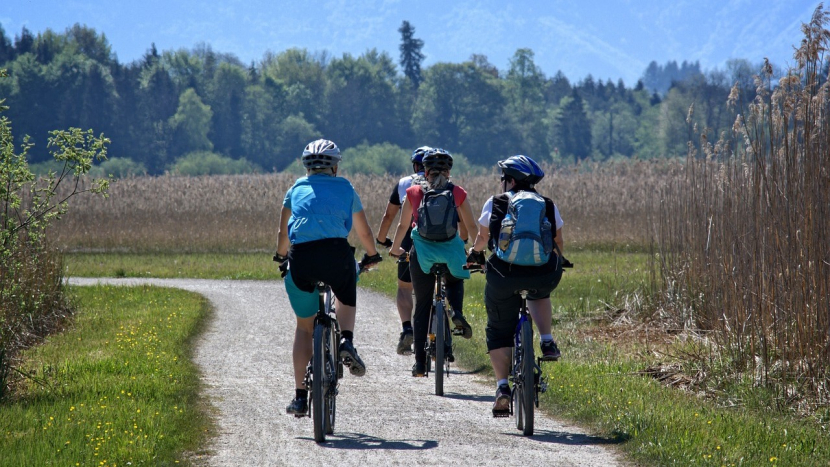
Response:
[498,217,514,251]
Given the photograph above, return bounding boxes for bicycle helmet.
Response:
[301,139,342,169]
[498,155,544,184]
[410,146,432,164]
[422,148,453,171]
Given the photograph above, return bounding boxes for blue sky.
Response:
[2,0,820,84]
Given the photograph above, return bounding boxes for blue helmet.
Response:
[411,146,432,164]
[498,155,544,184]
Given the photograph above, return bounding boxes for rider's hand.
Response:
[359,252,383,270]
[466,248,486,265]
[278,261,289,278]
[376,237,393,248]
[273,252,287,263]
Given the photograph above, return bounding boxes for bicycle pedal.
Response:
[451,328,464,336]
[492,409,510,418]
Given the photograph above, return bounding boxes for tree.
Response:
[323,50,398,148]
[168,88,213,157]
[412,61,510,164]
[505,48,548,156]
[550,90,591,162]
[398,21,425,88]
[13,27,34,56]
[0,25,15,64]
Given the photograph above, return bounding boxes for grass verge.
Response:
[0,284,213,467]
[62,250,830,465]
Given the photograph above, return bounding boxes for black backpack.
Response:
[416,184,458,242]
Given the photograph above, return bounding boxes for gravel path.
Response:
[68,278,624,466]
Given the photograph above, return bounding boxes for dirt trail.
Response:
[68,278,624,466]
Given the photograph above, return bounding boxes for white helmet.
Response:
[301,139,342,169]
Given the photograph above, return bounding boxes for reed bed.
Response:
[50,161,678,252]
[655,6,830,413]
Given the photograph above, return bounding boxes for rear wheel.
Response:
[312,324,327,442]
[520,320,535,436]
[435,302,446,396]
[514,347,524,431]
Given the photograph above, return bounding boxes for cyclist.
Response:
[390,148,478,377]
[374,146,430,355]
[274,139,383,416]
[466,155,564,414]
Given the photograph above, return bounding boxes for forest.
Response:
[0,21,783,175]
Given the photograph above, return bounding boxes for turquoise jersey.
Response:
[283,174,364,244]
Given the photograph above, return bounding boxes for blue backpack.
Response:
[495,191,554,265]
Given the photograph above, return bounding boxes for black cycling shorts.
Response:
[483,256,563,351]
[287,238,357,307]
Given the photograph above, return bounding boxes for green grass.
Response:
[60,250,830,466]
[65,252,280,280]
[0,285,213,467]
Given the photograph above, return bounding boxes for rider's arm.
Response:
[555,227,563,253]
[276,206,291,257]
[352,210,380,257]
[390,197,413,256]
[472,223,489,253]
[457,199,479,246]
[375,202,401,244]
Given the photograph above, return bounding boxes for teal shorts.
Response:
[284,269,361,319]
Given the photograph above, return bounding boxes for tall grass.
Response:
[49,160,678,252]
[655,5,830,414]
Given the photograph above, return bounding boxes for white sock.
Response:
[541,334,553,342]
[497,378,509,388]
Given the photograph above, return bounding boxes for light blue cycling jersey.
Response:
[283,174,364,244]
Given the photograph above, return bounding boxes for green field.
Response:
[4,249,827,466]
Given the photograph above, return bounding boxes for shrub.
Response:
[0,91,110,400]
[169,151,260,175]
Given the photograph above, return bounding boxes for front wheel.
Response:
[434,301,446,396]
[520,320,535,436]
[312,324,327,442]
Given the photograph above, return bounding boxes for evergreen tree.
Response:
[398,21,424,88]
[552,89,591,162]
[14,27,34,56]
[0,24,14,63]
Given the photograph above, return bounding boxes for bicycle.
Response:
[467,257,572,436]
[425,262,460,397]
[277,254,379,443]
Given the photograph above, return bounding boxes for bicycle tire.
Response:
[434,301,446,396]
[324,324,337,434]
[521,319,535,436]
[514,346,524,431]
[312,323,327,442]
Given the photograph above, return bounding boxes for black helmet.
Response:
[422,148,453,171]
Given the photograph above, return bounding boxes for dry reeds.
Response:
[656,5,830,411]
[49,161,677,252]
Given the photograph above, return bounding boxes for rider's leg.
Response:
[527,297,552,336]
[396,279,414,324]
[488,347,512,381]
[446,275,473,338]
[335,300,355,332]
[409,248,434,370]
[292,315,315,388]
